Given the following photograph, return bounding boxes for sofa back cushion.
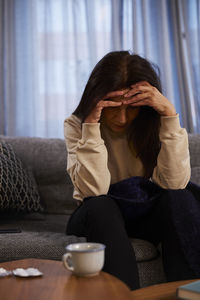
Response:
[0,136,76,214]
[188,134,200,185]
[0,134,199,214]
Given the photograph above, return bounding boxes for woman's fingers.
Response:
[123,89,176,116]
[84,99,123,123]
[129,99,150,107]
[98,100,122,107]
[124,85,151,98]
[123,92,151,105]
[104,88,129,99]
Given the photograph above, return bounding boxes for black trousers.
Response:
[66,190,198,290]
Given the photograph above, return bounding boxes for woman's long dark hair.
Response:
[73,51,161,177]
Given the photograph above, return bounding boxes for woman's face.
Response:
[101,96,140,134]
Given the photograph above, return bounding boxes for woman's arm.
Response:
[122,81,191,189]
[64,115,111,200]
[152,115,191,189]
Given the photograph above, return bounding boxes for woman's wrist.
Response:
[160,104,177,117]
[84,118,99,123]
[162,110,177,117]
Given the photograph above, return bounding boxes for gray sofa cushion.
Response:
[0,232,159,264]
[189,134,200,185]
[0,213,160,263]
[0,232,85,262]
[0,213,69,233]
[1,134,199,214]
[190,168,200,185]
[137,255,166,287]
[0,136,76,214]
[130,238,158,262]
[0,214,85,261]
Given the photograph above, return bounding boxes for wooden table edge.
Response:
[131,279,199,300]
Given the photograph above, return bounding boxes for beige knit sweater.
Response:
[64,114,190,201]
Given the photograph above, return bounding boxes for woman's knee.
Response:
[84,195,115,210]
[83,195,123,220]
[66,195,120,236]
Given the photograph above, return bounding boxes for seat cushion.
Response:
[130,238,159,262]
[0,231,85,262]
[0,213,159,263]
[138,255,166,287]
[0,213,85,262]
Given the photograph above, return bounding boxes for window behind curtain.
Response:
[1,0,199,137]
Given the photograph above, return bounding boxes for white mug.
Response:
[62,242,106,277]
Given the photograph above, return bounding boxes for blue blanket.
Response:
[108,176,200,276]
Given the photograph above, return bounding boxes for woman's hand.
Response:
[123,81,176,116]
[84,89,128,123]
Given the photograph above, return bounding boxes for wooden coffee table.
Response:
[131,279,198,300]
[0,259,198,300]
[0,258,132,300]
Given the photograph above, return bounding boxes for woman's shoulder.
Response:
[64,114,82,139]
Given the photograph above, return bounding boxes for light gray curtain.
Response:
[0,0,200,137]
[171,0,200,133]
[0,1,4,134]
[0,0,17,135]
[122,0,179,111]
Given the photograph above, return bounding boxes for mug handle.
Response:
[62,253,74,272]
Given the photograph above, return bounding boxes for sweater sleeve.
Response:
[64,115,111,200]
[152,114,191,189]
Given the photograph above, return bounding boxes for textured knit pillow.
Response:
[0,141,44,214]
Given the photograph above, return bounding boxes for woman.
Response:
[64,51,199,290]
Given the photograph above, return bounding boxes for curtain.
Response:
[171,0,200,132]
[0,0,17,135]
[0,0,200,137]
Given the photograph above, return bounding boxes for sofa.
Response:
[0,134,199,288]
